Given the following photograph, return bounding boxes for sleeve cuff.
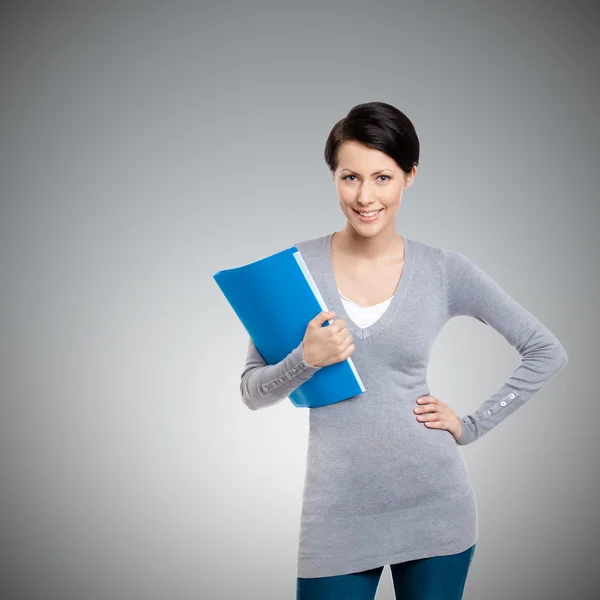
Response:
[258,342,322,395]
[455,415,478,446]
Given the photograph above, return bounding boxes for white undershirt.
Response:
[337,288,394,329]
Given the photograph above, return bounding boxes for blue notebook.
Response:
[213,245,365,408]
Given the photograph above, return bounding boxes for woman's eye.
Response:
[342,175,391,182]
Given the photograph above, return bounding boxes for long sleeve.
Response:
[240,337,322,411]
[442,248,568,446]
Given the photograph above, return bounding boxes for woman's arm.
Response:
[240,337,322,411]
[442,248,568,446]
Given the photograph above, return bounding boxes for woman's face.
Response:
[332,140,415,236]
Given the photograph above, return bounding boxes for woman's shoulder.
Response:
[406,236,447,265]
[410,237,470,265]
[288,232,330,257]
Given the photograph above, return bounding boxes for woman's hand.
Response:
[301,311,355,368]
[413,395,463,442]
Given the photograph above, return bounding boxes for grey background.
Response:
[1,1,597,599]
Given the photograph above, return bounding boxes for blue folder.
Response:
[213,245,365,408]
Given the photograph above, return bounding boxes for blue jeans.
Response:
[296,544,476,600]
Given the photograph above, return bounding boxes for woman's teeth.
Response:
[355,208,383,222]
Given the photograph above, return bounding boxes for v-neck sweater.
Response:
[239,232,568,578]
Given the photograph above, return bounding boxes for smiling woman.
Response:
[324,102,419,250]
[238,102,568,600]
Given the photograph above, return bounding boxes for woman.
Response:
[240,102,568,600]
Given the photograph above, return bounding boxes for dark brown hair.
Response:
[324,102,420,178]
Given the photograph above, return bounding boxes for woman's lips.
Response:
[354,208,383,223]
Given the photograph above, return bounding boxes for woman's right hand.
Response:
[301,311,355,368]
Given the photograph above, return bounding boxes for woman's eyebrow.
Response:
[341,169,394,175]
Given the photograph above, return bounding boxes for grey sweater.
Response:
[239,232,568,578]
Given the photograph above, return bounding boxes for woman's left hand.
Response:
[414,395,462,442]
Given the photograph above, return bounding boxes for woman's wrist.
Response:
[301,341,317,367]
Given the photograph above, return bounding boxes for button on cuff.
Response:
[479,390,521,422]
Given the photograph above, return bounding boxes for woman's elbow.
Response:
[555,344,568,370]
[240,376,260,410]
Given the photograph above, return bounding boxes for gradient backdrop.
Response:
[1,1,597,599]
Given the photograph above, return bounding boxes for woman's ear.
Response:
[404,166,417,190]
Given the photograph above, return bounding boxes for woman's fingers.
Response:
[413,402,438,414]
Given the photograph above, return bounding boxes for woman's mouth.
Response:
[354,208,383,223]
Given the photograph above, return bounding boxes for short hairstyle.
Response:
[324,102,420,178]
